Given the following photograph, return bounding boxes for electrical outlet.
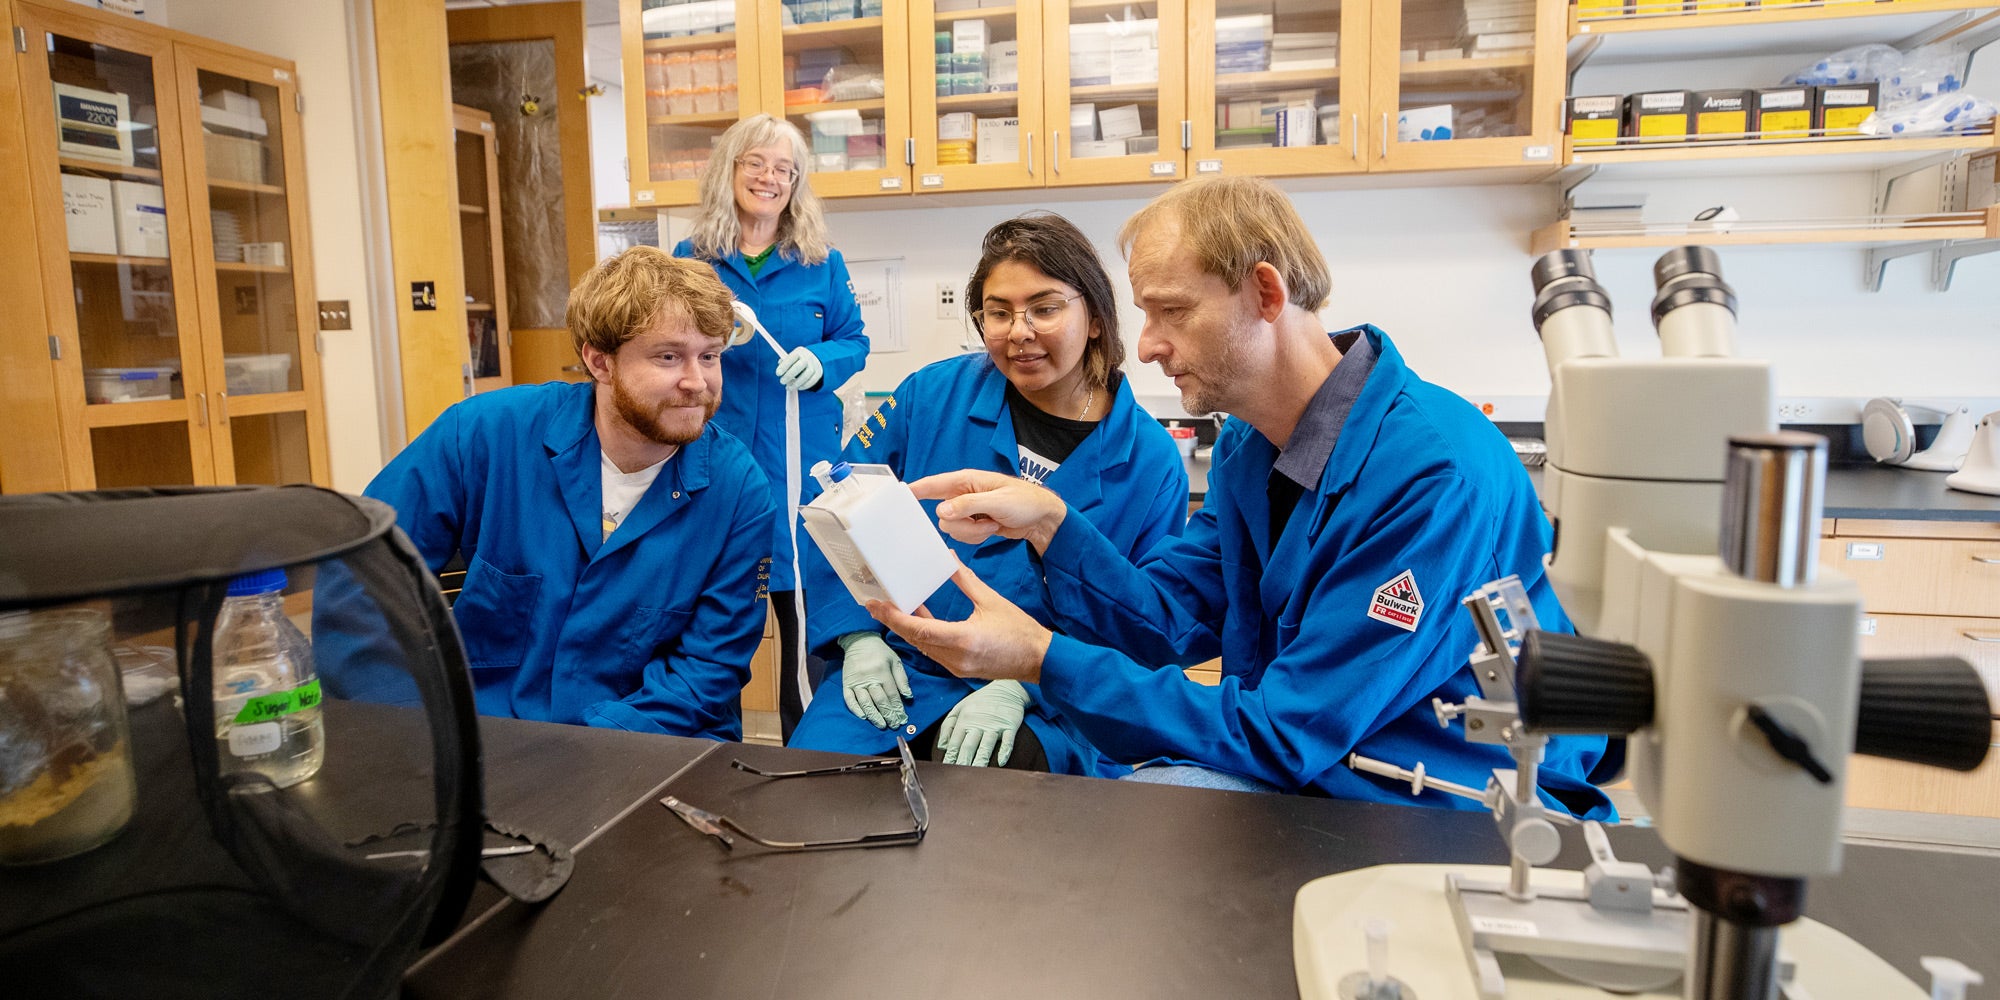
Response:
[1777,402,1814,422]
[936,281,959,321]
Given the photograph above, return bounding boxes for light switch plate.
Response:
[318,300,352,330]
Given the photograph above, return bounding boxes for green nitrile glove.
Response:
[838,630,910,730]
[937,680,1031,767]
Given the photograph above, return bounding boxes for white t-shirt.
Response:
[601,448,673,540]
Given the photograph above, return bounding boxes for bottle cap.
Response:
[226,567,289,597]
[828,461,852,482]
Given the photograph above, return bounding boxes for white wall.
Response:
[811,182,2000,416]
[165,0,385,493]
[585,22,628,212]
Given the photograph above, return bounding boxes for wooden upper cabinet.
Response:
[1187,0,1368,178]
[1041,0,1188,187]
[622,0,764,208]
[1367,0,1565,172]
[908,0,1045,193]
[7,0,327,489]
[762,0,915,197]
[453,105,514,396]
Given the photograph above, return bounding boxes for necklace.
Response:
[1078,388,1095,421]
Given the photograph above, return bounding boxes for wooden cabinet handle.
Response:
[1349,113,1358,160]
[1963,631,2000,644]
[1380,112,1389,158]
[195,392,208,427]
[1971,555,2000,565]
[1024,131,1033,177]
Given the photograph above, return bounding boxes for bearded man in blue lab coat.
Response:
[870,178,1615,816]
[359,247,776,740]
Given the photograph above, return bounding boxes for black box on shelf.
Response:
[1694,90,1753,140]
[1754,87,1813,139]
[1816,83,1878,137]
[1566,95,1623,147]
[1624,90,1693,143]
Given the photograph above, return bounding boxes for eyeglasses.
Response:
[977,293,1084,338]
[736,155,800,185]
[662,738,928,852]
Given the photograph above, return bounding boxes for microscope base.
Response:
[1295,864,1924,1000]
[1446,873,1689,997]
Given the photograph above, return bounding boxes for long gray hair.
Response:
[685,114,831,266]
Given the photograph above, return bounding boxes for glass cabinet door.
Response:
[176,50,327,486]
[1189,0,1361,177]
[910,0,1044,193]
[1371,0,1562,170]
[625,0,760,207]
[762,0,913,197]
[17,5,211,487]
[1043,0,1188,187]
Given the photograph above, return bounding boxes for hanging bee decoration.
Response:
[578,84,605,101]
[520,93,543,116]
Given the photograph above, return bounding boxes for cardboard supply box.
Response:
[62,174,118,255]
[1625,90,1693,143]
[204,129,266,184]
[1574,0,1628,16]
[1968,150,1999,211]
[1694,90,1753,140]
[1755,87,1813,139]
[1396,104,1455,142]
[974,116,1019,164]
[1566,95,1622,147]
[112,180,168,259]
[1817,83,1878,136]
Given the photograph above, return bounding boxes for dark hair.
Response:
[965,212,1125,391]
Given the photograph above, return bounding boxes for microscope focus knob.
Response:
[1515,630,1655,736]
[1853,657,1993,772]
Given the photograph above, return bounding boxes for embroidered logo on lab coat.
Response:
[1368,570,1424,631]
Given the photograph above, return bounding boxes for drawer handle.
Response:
[1963,631,2000,644]
[1972,555,2000,565]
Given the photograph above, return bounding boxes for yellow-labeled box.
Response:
[1567,95,1623,147]
[1694,90,1753,139]
[1575,0,1630,19]
[1817,83,1877,136]
[1754,87,1812,139]
[1625,90,1693,143]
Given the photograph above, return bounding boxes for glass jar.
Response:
[0,609,138,865]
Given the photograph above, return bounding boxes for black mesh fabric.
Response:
[0,486,482,1000]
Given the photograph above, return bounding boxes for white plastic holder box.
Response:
[223,353,292,395]
[84,366,179,403]
[800,462,957,615]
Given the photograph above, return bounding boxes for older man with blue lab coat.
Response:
[359,247,775,741]
[871,179,1614,815]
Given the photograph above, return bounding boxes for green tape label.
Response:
[232,678,322,725]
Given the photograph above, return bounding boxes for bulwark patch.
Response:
[1368,570,1423,631]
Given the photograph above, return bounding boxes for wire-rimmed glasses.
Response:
[735,154,800,186]
[976,292,1084,339]
[663,738,928,852]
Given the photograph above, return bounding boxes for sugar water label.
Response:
[231,678,322,724]
[229,721,283,757]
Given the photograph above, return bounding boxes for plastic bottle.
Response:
[212,568,324,788]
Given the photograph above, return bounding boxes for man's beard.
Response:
[611,372,718,446]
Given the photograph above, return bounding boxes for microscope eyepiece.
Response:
[1650,246,1739,331]
[1530,248,1597,293]
[1529,249,1614,336]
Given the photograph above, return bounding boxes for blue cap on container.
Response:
[828,461,852,482]
[226,567,289,597]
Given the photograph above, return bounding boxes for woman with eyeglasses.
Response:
[790,212,1189,776]
[675,114,869,741]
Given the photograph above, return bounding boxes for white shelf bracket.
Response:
[1565,35,1603,91]
[1933,239,1999,291]
[1864,240,1949,292]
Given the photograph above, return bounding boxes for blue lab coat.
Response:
[789,354,1190,777]
[362,381,776,740]
[1033,328,1613,815]
[673,239,870,591]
